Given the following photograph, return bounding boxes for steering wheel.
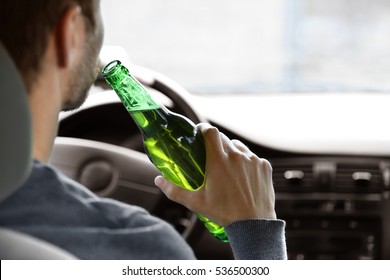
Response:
[51,65,205,246]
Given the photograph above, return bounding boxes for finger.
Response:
[154,176,197,209]
[231,139,256,158]
[220,133,241,154]
[197,123,225,156]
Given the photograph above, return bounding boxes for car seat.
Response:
[0,42,75,259]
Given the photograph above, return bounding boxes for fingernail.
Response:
[154,176,164,187]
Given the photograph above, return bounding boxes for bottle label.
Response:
[102,61,161,112]
[118,81,160,112]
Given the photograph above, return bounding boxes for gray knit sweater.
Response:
[0,160,287,260]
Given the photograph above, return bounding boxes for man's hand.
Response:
[154,123,276,226]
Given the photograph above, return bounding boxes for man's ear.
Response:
[54,5,85,68]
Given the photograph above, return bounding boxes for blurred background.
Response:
[101,0,390,93]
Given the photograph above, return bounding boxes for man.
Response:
[0,0,286,259]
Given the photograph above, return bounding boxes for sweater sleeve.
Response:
[225,219,287,260]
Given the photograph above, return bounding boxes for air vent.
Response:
[336,163,382,193]
[273,164,313,192]
[272,158,384,194]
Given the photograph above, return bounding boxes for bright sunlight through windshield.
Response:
[101,0,390,94]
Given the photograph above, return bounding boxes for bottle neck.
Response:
[102,61,173,136]
[112,77,160,113]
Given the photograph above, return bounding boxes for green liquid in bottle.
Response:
[132,108,205,190]
[102,60,228,242]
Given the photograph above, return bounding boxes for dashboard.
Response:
[201,93,390,260]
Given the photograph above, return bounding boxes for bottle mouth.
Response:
[102,60,122,77]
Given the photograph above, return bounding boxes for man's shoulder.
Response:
[0,160,196,259]
[28,159,97,198]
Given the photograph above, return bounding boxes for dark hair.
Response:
[0,0,97,91]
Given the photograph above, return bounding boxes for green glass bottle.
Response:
[102,60,228,242]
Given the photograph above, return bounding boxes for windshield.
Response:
[101,0,390,94]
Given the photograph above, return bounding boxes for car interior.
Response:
[2,0,390,260]
[52,56,390,260]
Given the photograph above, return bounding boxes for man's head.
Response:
[0,0,104,111]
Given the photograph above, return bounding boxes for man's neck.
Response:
[28,69,63,163]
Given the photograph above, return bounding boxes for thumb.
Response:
[154,176,197,209]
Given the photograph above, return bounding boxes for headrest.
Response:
[0,42,32,201]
